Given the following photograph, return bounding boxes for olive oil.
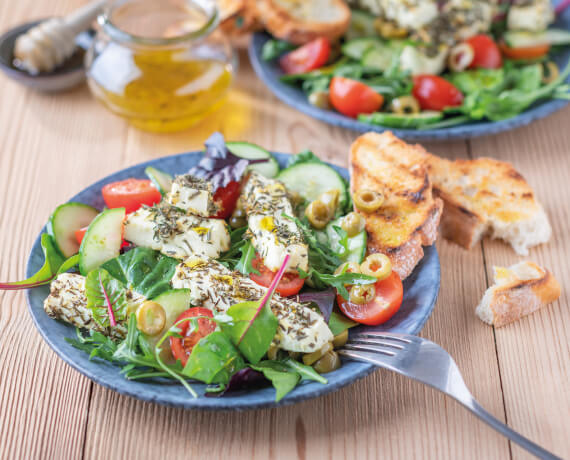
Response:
[88,46,232,132]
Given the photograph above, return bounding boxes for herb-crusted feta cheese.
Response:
[124,205,230,260]
[166,174,218,217]
[172,257,334,353]
[242,172,309,272]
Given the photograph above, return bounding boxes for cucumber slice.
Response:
[142,288,192,352]
[345,9,377,40]
[342,37,383,60]
[361,46,394,71]
[504,29,570,48]
[227,141,279,178]
[277,162,348,210]
[79,207,126,275]
[326,217,367,264]
[358,111,443,128]
[145,166,173,195]
[47,202,99,258]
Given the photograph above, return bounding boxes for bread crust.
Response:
[254,0,351,44]
[350,132,443,279]
[436,192,487,250]
[481,266,561,327]
[219,0,262,36]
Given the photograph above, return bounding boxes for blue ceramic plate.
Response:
[26,152,440,410]
[248,1,570,141]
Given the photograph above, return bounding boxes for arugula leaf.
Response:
[85,268,129,327]
[299,267,376,300]
[283,358,327,384]
[101,247,178,299]
[0,234,73,290]
[328,310,358,336]
[262,39,295,60]
[447,68,505,95]
[183,331,246,384]
[249,361,301,401]
[235,240,260,276]
[286,150,324,167]
[221,301,279,364]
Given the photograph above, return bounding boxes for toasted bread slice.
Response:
[425,156,551,255]
[476,262,561,327]
[350,132,443,279]
[218,0,262,36]
[255,0,351,44]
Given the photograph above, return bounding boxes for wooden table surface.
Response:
[1,1,569,459]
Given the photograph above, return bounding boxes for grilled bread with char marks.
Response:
[349,132,443,279]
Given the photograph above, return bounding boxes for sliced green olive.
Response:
[353,189,384,213]
[341,211,365,237]
[332,329,349,348]
[313,351,341,374]
[267,344,280,360]
[373,18,408,39]
[303,342,333,366]
[136,300,166,336]
[232,207,246,219]
[390,96,421,115]
[334,261,361,276]
[448,43,474,72]
[319,189,340,216]
[229,215,247,229]
[349,284,376,305]
[308,91,331,110]
[305,199,330,229]
[289,190,305,207]
[360,253,392,280]
[542,61,559,84]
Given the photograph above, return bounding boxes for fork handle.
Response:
[456,397,561,460]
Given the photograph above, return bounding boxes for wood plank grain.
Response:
[469,106,570,459]
[83,58,509,460]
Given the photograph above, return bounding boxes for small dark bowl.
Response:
[0,19,93,92]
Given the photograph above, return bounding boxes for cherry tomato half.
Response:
[329,77,384,118]
[169,307,216,367]
[466,34,502,69]
[279,37,331,74]
[412,75,464,111]
[499,42,550,60]
[212,181,241,219]
[336,271,403,326]
[250,254,305,297]
[102,179,162,214]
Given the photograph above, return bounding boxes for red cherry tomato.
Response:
[412,75,464,111]
[169,307,216,367]
[279,37,331,74]
[249,254,305,297]
[336,272,403,326]
[329,77,384,118]
[102,179,162,214]
[466,34,502,69]
[499,42,550,60]
[212,181,241,219]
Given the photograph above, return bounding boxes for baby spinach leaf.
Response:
[221,301,279,364]
[328,310,358,336]
[286,150,324,167]
[183,331,246,384]
[85,268,129,327]
[295,289,336,322]
[262,39,295,60]
[101,247,178,299]
[283,358,327,384]
[250,361,301,401]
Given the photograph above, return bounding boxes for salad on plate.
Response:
[4,133,406,401]
[262,0,570,129]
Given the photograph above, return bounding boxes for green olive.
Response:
[267,344,279,360]
[136,300,166,336]
[334,261,360,276]
[318,189,340,216]
[341,211,365,237]
[303,342,333,366]
[542,61,559,84]
[289,190,305,207]
[390,96,421,115]
[360,253,392,280]
[332,329,349,348]
[373,18,408,39]
[308,91,331,110]
[353,189,384,213]
[313,351,341,374]
[447,43,474,72]
[232,207,246,219]
[229,215,247,229]
[305,199,330,229]
[349,284,376,305]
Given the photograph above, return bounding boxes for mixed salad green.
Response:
[262,1,570,129]
[3,133,405,401]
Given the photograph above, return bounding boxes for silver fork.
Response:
[338,331,561,460]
